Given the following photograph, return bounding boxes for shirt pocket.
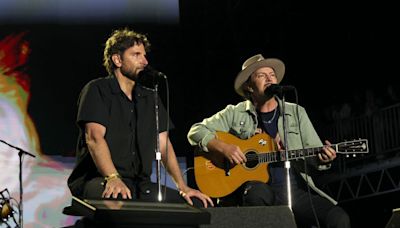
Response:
[286,123,304,149]
[230,117,253,139]
[286,115,300,135]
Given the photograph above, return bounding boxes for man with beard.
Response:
[67,28,213,208]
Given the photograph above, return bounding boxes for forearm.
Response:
[205,138,226,154]
[187,123,217,150]
[87,137,118,177]
[86,137,132,199]
[160,133,187,190]
[163,146,187,190]
[160,137,215,207]
[187,110,233,152]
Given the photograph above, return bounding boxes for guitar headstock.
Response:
[336,139,369,157]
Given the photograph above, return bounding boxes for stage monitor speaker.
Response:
[200,206,297,228]
[70,196,210,228]
[385,208,400,228]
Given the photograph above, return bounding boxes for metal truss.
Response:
[317,156,400,203]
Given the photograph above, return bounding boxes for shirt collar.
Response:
[107,74,154,98]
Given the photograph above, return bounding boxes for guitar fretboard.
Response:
[255,145,329,163]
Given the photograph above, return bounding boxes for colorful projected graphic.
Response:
[0,33,77,228]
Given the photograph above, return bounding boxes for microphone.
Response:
[143,65,167,79]
[264,84,295,96]
[138,65,167,86]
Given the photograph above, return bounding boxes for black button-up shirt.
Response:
[68,75,173,196]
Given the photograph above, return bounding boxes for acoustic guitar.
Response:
[194,132,369,198]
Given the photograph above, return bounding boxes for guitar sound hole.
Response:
[245,151,259,168]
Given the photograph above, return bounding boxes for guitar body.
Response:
[194,132,276,198]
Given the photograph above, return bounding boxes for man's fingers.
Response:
[102,182,132,199]
[120,188,132,199]
[112,188,121,198]
[186,196,194,206]
[102,184,116,198]
[207,197,214,207]
[126,189,132,199]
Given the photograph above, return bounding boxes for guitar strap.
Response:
[299,172,337,205]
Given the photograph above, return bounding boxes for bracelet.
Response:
[104,173,121,182]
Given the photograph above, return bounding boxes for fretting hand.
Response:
[318,140,337,163]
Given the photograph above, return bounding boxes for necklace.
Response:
[262,108,277,124]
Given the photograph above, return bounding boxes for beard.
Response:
[120,65,138,81]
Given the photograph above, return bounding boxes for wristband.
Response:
[104,173,121,182]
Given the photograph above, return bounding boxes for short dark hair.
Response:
[103,28,151,74]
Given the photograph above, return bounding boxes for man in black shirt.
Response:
[67,28,213,207]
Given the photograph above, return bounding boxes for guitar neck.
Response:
[258,145,333,163]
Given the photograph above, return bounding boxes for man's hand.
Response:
[221,143,247,164]
[318,140,337,163]
[102,178,132,199]
[179,186,214,208]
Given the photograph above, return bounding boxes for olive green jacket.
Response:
[187,97,337,204]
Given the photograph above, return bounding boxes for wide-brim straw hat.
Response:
[234,54,285,97]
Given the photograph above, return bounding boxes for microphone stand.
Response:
[153,84,163,202]
[0,139,36,228]
[281,94,293,210]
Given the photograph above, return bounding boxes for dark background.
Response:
[1,1,399,227]
[3,0,397,157]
